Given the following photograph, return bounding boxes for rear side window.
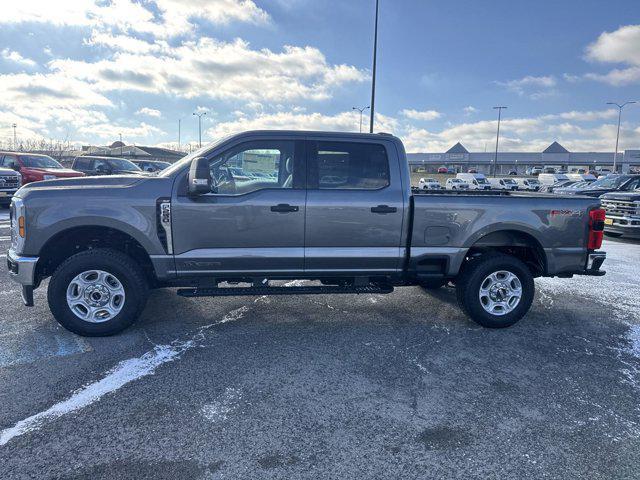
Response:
[310,141,389,190]
[74,158,92,170]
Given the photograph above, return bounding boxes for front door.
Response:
[304,138,405,274]
[172,138,306,276]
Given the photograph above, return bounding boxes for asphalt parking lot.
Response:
[0,208,639,479]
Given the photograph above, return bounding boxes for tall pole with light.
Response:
[606,101,636,173]
[119,133,123,156]
[193,111,207,148]
[352,106,370,133]
[369,0,379,133]
[12,123,17,150]
[492,106,507,177]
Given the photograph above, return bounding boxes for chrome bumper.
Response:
[584,251,606,276]
[7,249,38,306]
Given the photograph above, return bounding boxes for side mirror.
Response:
[188,156,212,195]
[11,164,20,172]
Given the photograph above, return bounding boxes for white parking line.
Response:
[0,305,249,446]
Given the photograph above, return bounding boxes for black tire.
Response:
[48,248,149,336]
[455,253,534,328]
[604,231,623,238]
[420,278,448,290]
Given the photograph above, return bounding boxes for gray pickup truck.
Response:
[7,131,607,336]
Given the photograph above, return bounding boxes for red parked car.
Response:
[437,166,448,173]
[0,152,84,184]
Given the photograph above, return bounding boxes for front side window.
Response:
[207,140,296,195]
[311,141,389,190]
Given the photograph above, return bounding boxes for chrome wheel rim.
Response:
[66,270,126,322]
[478,270,522,316]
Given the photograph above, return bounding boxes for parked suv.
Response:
[71,156,152,176]
[0,152,84,184]
[0,166,21,207]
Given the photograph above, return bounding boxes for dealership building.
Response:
[407,142,640,174]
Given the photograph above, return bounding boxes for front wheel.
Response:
[48,249,149,336]
[455,253,534,328]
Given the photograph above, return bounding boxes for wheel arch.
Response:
[36,225,157,286]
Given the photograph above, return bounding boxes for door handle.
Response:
[371,205,397,214]
[270,203,299,213]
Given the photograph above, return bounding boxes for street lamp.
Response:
[369,0,379,133]
[352,106,370,133]
[492,106,507,177]
[119,133,123,155]
[606,101,636,172]
[193,111,207,148]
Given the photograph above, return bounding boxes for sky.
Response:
[0,0,638,153]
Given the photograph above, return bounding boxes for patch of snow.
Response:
[201,387,242,422]
[0,304,251,446]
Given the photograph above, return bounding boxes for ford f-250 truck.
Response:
[7,131,607,336]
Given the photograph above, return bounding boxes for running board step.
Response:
[177,284,394,298]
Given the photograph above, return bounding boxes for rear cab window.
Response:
[308,141,390,190]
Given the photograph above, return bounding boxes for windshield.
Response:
[588,175,627,189]
[527,179,540,185]
[106,158,141,171]
[503,179,516,184]
[20,155,62,169]
[160,136,233,177]
[475,177,489,184]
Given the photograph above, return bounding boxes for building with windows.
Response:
[408,142,640,174]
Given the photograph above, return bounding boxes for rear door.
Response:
[304,138,405,274]
[171,136,306,276]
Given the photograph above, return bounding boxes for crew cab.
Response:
[601,190,640,239]
[7,131,607,336]
[0,152,84,184]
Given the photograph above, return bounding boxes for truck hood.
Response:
[601,191,640,202]
[0,167,18,176]
[18,175,143,192]
[24,167,83,176]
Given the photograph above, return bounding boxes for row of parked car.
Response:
[418,173,541,191]
[0,151,172,207]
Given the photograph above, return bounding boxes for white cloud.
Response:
[0,0,269,38]
[78,122,164,140]
[496,75,557,98]
[400,109,441,121]
[49,38,367,102]
[135,107,162,118]
[583,24,640,86]
[463,106,478,116]
[1,48,36,67]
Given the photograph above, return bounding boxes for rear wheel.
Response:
[604,231,622,238]
[455,253,534,328]
[48,248,149,336]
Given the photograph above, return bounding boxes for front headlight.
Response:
[10,197,26,254]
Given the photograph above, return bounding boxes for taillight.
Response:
[588,208,605,250]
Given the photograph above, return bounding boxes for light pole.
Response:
[119,133,123,155]
[193,111,207,148]
[369,0,379,133]
[12,123,17,150]
[607,101,636,173]
[352,106,370,133]
[492,106,507,177]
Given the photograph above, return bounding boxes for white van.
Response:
[515,178,541,191]
[488,177,519,190]
[456,172,491,190]
[538,173,569,186]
